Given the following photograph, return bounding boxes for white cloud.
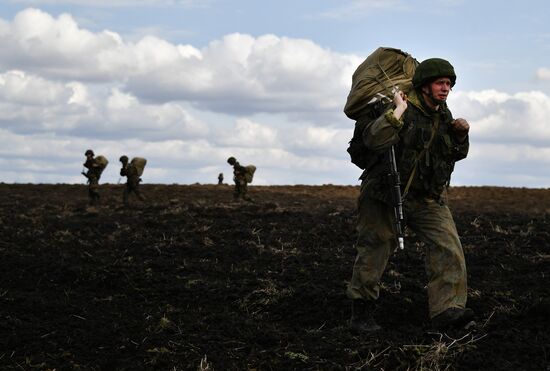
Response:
[0,9,124,80]
[0,9,359,121]
[453,142,550,187]
[0,70,71,105]
[127,33,359,118]
[0,70,206,140]
[450,90,550,144]
[217,118,279,148]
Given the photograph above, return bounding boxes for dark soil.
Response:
[1,183,549,370]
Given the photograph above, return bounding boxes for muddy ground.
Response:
[0,183,549,370]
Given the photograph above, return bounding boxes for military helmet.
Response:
[227,156,236,165]
[412,58,456,89]
[119,155,129,163]
[85,149,94,156]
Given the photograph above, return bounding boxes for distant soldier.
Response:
[119,155,146,206]
[218,173,224,185]
[81,149,104,205]
[227,157,255,201]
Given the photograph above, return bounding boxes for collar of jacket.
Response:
[408,90,448,116]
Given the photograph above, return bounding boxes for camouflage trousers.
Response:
[123,178,145,205]
[233,179,249,200]
[88,177,100,205]
[346,185,468,318]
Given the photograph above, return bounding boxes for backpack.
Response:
[130,157,147,176]
[95,155,109,174]
[244,165,256,183]
[344,47,418,120]
[346,102,388,170]
[344,47,418,169]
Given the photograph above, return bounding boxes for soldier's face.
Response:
[427,77,452,102]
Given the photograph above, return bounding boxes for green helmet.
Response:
[412,58,456,89]
[227,157,236,165]
[119,155,128,163]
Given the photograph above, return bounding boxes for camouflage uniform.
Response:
[83,159,102,205]
[232,161,250,200]
[346,89,470,319]
[120,162,145,206]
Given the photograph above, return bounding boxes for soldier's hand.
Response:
[392,90,408,120]
[393,90,407,108]
[451,118,469,143]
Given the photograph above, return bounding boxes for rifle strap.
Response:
[402,114,440,198]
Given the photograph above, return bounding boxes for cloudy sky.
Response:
[1,0,550,187]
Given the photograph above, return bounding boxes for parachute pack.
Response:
[344,47,418,170]
[244,165,256,183]
[130,157,147,176]
[94,155,109,174]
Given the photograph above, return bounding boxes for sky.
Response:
[1,0,550,187]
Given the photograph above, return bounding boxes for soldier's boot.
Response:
[349,299,381,334]
[432,307,475,330]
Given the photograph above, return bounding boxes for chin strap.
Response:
[424,91,445,107]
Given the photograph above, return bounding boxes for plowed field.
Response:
[1,184,549,370]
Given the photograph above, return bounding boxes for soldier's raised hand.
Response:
[392,90,408,120]
[451,118,470,143]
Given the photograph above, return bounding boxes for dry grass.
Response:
[402,332,487,371]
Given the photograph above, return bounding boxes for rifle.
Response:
[387,144,405,250]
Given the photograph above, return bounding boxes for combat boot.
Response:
[349,299,381,334]
[432,307,475,330]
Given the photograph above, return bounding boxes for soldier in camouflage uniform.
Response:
[227,157,252,201]
[81,149,102,205]
[347,58,474,333]
[119,155,145,206]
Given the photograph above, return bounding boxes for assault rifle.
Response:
[387,145,405,250]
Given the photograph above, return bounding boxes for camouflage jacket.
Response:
[83,158,102,180]
[361,90,469,203]
[120,164,140,184]
[232,162,247,182]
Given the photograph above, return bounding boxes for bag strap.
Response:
[402,113,440,198]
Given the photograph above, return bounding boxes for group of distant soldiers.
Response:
[82,149,146,207]
[81,150,256,206]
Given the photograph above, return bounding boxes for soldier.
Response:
[119,155,145,206]
[346,58,474,333]
[81,149,103,205]
[218,172,224,185]
[227,157,253,201]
